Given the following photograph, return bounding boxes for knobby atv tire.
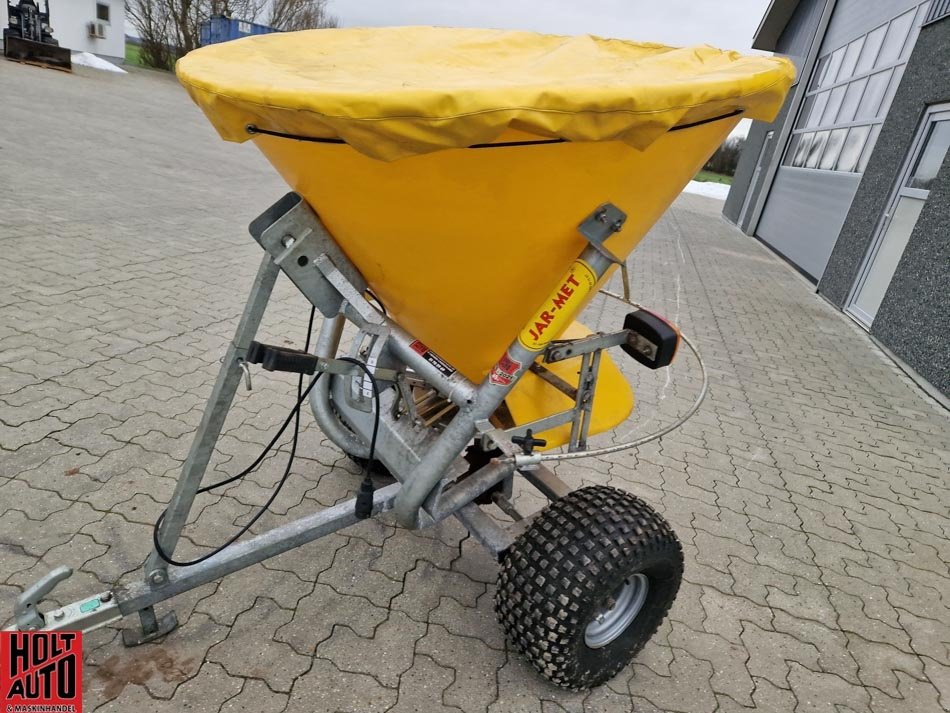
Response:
[496,485,683,689]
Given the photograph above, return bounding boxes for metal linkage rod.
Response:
[513,289,709,466]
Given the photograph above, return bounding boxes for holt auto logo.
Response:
[1,631,82,713]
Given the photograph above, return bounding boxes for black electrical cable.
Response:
[152,371,321,566]
[152,307,318,567]
[365,288,387,317]
[338,357,381,519]
[196,307,317,494]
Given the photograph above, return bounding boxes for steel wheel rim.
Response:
[584,573,650,649]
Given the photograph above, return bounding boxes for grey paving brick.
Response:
[787,662,872,713]
[391,560,483,621]
[489,657,585,713]
[85,612,228,702]
[316,610,426,687]
[274,580,388,654]
[417,624,504,711]
[92,662,242,713]
[741,621,821,689]
[193,562,311,627]
[316,537,404,608]
[387,654,464,713]
[284,657,397,713]
[219,679,288,713]
[429,588,507,650]
[206,597,311,692]
[627,651,718,713]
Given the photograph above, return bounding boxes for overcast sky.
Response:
[332,0,772,52]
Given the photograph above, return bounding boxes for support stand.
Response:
[122,608,178,647]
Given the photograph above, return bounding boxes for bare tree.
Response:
[127,0,338,70]
[211,0,268,21]
[268,0,339,30]
[127,0,176,69]
[704,136,746,176]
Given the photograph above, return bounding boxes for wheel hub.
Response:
[584,573,649,649]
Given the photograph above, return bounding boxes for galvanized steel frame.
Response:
[8,192,624,642]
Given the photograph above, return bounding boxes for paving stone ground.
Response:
[1,61,948,713]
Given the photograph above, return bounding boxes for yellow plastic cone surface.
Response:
[249,118,738,381]
[177,27,793,446]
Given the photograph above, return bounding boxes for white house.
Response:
[44,0,126,61]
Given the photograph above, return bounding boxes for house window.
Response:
[96,3,110,22]
[783,2,931,174]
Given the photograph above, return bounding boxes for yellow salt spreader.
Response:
[9,27,793,690]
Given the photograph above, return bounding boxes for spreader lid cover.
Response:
[177,26,794,161]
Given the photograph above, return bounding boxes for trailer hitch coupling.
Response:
[8,566,121,634]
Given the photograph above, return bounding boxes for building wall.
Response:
[723,118,772,226]
[819,16,950,397]
[753,0,928,281]
[723,0,828,229]
[46,0,126,60]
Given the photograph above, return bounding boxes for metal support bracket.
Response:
[504,335,609,453]
[251,192,367,318]
[569,350,601,450]
[144,254,281,588]
[122,608,178,647]
[544,330,630,363]
[577,203,627,264]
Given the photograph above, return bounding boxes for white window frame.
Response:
[845,102,950,327]
[96,2,111,24]
[781,2,931,174]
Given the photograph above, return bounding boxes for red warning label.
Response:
[489,352,522,387]
[409,340,455,377]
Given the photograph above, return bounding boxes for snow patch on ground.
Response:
[682,180,730,201]
[71,51,127,74]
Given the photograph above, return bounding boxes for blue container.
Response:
[199,15,279,46]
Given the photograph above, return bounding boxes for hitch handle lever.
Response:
[14,566,73,631]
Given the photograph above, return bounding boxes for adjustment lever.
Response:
[246,341,319,374]
[14,566,73,631]
[511,429,547,456]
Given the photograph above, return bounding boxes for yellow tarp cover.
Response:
[177,26,794,161]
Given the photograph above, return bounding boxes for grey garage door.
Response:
[756,0,930,281]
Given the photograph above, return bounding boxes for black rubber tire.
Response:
[495,485,683,690]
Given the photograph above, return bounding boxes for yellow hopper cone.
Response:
[177,27,793,447]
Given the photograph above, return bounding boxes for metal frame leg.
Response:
[309,313,371,458]
[129,255,280,644]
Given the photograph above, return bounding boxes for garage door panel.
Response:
[756,167,861,280]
